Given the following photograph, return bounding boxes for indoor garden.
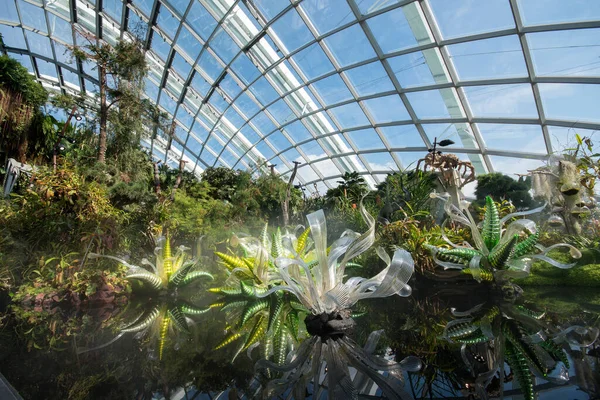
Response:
[0,0,599,399]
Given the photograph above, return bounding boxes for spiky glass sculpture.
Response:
[92,236,214,291]
[426,195,581,282]
[244,205,419,399]
[254,206,415,314]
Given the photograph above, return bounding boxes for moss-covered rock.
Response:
[516,262,600,287]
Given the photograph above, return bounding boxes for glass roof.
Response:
[1,0,599,194]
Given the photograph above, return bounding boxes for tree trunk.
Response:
[282,162,299,227]
[153,162,161,195]
[97,65,107,163]
[171,160,185,200]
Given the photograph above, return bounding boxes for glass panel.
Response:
[157,6,179,39]
[547,126,599,154]
[191,122,209,143]
[267,131,292,151]
[269,8,314,54]
[252,0,289,22]
[176,26,202,60]
[186,1,217,41]
[318,134,352,153]
[209,28,240,64]
[150,32,171,61]
[281,148,302,164]
[477,123,547,154]
[299,141,324,157]
[27,32,53,58]
[422,123,478,149]
[251,112,277,136]
[191,73,211,97]
[166,73,183,97]
[249,76,280,107]
[8,52,33,71]
[380,125,426,148]
[539,83,600,123]
[362,95,411,123]
[230,53,260,86]
[310,75,353,105]
[346,128,385,150]
[329,102,369,129]
[172,52,192,78]
[343,62,394,97]
[490,155,545,176]
[312,159,341,179]
[128,11,148,39]
[389,48,449,88]
[282,120,313,142]
[197,50,223,82]
[234,91,261,119]
[323,24,376,68]
[159,92,177,114]
[19,0,47,33]
[464,84,538,118]
[207,90,229,113]
[368,5,433,54]
[224,108,244,129]
[357,0,402,16]
[61,68,80,90]
[220,74,243,99]
[35,58,58,80]
[256,140,275,160]
[267,99,295,125]
[362,152,396,172]
[103,0,122,22]
[48,14,73,44]
[407,88,464,119]
[76,0,96,32]
[165,0,188,15]
[517,0,600,26]
[132,0,153,17]
[176,107,194,129]
[0,26,26,48]
[528,29,600,78]
[2,0,21,23]
[299,0,355,35]
[449,35,527,81]
[428,0,515,39]
[291,43,335,81]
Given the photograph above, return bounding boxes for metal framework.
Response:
[1,0,599,194]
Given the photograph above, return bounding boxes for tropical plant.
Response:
[426,195,581,282]
[325,171,368,206]
[376,169,437,222]
[92,235,213,292]
[474,173,535,210]
[69,31,165,163]
[0,55,49,163]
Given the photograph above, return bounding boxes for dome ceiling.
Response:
[1,0,599,194]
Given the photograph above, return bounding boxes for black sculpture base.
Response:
[304,309,355,342]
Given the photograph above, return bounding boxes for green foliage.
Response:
[0,55,48,108]
[325,171,368,206]
[474,173,534,210]
[376,170,437,221]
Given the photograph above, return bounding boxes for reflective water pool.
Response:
[1,275,598,400]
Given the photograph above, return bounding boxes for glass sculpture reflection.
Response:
[441,297,599,400]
